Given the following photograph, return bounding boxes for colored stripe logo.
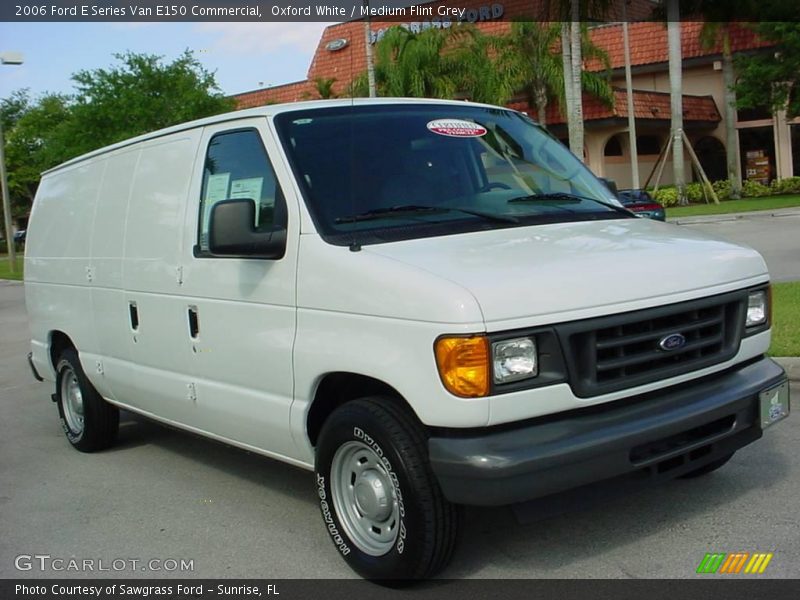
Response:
[696,552,773,574]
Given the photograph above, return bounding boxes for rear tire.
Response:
[315,397,460,582]
[679,452,734,479]
[55,348,119,452]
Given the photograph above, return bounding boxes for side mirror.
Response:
[599,177,619,197]
[208,198,286,259]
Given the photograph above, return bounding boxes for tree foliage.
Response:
[64,51,233,156]
[3,91,72,208]
[1,50,233,214]
[734,23,800,118]
[350,21,612,125]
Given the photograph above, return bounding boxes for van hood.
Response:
[362,218,769,325]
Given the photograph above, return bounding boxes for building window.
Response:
[737,105,773,123]
[604,135,624,157]
[636,135,661,156]
[694,136,727,182]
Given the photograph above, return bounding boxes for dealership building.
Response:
[233,0,799,189]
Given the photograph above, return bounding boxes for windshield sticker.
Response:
[427,119,487,138]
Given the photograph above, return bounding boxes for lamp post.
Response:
[1,52,24,274]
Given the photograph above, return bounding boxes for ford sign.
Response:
[658,333,687,351]
[326,38,349,52]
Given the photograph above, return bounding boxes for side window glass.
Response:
[198,129,282,253]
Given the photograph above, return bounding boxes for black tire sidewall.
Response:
[315,403,431,580]
[55,352,87,445]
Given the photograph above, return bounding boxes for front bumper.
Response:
[429,356,787,506]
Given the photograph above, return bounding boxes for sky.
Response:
[0,21,335,100]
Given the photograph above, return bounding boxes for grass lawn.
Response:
[666,195,800,218]
[770,281,800,357]
[0,255,23,281]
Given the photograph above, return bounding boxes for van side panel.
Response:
[108,133,200,418]
[87,147,140,400]
[25,160,105,381]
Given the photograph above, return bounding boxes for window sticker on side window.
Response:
[205,173,230,202]
[230,177,264,201]
[426,119,487,138]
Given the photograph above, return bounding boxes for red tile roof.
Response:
[586,21,772,72]
[232,12,773,110]
[510,88,721,125]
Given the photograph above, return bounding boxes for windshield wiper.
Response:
[508,192,635,217]
[335,204,518,224]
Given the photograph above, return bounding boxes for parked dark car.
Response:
[617,189,666,221]
[13,230,26,244]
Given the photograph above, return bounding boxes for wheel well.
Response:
[306,373,413,447]
[49,331,75,370]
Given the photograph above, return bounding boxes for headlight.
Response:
[746,289,768,327]
[492,337,538,383]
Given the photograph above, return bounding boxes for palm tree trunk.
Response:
[569,3,584,158]
[721,27,742,198]
[536,86,548,126]
[561,22,576,149]
[667,1,687,204]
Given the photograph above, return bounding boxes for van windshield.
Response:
[274,104,631,245]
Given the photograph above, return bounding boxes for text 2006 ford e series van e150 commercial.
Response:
[24,99,790,580]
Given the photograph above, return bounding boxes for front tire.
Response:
[315,398,460,581]
[55,348,119,452]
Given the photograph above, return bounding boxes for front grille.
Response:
[558,291,747,397]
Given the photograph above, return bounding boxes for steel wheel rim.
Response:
[60,367,84,434]
[330,440,401,556]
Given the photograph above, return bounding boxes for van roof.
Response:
[43,97,508,175]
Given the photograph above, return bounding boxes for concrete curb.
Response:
[773,357,800,383]
[670,206,800,225]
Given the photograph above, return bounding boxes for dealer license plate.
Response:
[760,381,790,430]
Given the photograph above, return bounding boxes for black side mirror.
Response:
[208,198,286,259]
[599,177,619,197]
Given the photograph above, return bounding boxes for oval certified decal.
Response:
[427,119,487,138]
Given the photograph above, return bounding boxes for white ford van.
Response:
[25,99,789,580]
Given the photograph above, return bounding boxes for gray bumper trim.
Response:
[429,357,787,506]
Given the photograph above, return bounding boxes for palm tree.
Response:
[695,2,752,199]
[667,0,687,204]
[313,77,337,100]
[498,21,613,127]
[369,26,462,98]
[548,0,615,157]
[349,25,514,105]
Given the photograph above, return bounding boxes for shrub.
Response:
[685,182,705,203]
[652,186,680,206]
[711,179,732,201]
[770,176,800,195]
[742,180,771,198]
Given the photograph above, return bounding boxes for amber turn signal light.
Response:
[434,336,490,398]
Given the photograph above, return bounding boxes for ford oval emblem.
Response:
[326,38,349,52]
[659,333,687,351]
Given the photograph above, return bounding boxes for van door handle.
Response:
[187,306,199,339]
[128,301,139,331]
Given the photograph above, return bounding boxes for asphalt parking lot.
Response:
[674,208,800,282]
[0,278,797,581]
